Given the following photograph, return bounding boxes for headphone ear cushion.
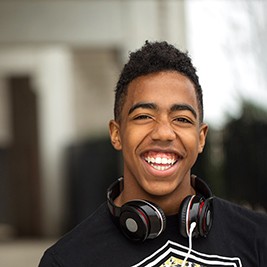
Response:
[119,200,166,242]
[178,195,194,238]
[149,202,166,235]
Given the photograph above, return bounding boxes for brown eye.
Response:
[134,115,152,120]
[174,117,192,124]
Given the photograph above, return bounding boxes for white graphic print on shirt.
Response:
[132,240,242,267]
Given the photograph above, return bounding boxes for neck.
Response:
[114,176,196,216]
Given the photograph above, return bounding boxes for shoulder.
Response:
[56,202,112,245]
[39,203,116,266]
[213,197,267,234]
[214,197,267,220]
[212,197,267,265]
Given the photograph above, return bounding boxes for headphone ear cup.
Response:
[179,195,213,239]
[178,195,194,238]
[198,198,213,237]
[119,200,166,242]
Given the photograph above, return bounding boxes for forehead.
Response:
[124,71,199,113]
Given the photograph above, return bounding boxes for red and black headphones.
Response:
[107,175,213,242]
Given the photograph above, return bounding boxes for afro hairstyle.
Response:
[114,41,204,122]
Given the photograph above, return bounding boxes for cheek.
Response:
[121,127,149,154]
[180,131,201,152]
[120,129,136,152]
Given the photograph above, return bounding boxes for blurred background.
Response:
[0,0,266,266]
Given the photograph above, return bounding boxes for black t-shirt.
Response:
[39,197,267,266]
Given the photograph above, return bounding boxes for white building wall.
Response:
[0,1,123,46]
[35,47,75,236]
[0,0,186,236]
[0,46,76,235]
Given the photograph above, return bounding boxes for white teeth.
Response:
[148,157,155,163]
[151,164,171,171]
[146,157,176,165]
[162,158,168,164]
[155,157,161,164]
[145,156,177,171]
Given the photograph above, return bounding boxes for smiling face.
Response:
[109,71,208,213]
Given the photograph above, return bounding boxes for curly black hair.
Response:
[114,41,204,122]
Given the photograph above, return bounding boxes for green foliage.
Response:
[193,101,267,212]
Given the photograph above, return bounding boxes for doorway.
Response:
[7,76,42,237]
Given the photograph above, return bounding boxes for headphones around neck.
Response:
[107,175,213,242]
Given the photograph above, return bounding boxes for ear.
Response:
[109,120,122,151]
[198,123,208,153]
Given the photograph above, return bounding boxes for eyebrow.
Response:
[170,104,197,119]
[128,102,157,115]
[128,102,197,119]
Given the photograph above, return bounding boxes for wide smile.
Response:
[142,151,179,172]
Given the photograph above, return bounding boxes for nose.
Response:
[150,120,176,142]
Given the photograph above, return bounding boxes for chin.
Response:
[143,181,177,198]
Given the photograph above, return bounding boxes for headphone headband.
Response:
[191,174,213,199]
[107,177,124,217]
[107,175,213,241]
[107,175,212,216]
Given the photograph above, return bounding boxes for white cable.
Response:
[181,222,196,267]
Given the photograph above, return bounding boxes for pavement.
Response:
[0,239,55,267]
